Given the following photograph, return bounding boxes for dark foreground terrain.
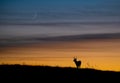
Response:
[0,64,120,82]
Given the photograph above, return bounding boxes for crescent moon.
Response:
[33,12,37,19]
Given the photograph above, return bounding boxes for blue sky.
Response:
[0,0,120,23]
[0,0,120,40]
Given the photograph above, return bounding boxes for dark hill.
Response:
[0,64,120,82]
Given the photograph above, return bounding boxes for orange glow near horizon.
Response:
[0,39,120,71]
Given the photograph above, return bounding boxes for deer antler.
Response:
[74,56,77,59]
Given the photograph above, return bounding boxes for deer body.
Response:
[73,58,81,68]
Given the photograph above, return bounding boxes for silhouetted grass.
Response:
[0,64,120,82]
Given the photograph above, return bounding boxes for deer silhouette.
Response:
[73,57,81,68]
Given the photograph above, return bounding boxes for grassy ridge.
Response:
[0,64,120,82]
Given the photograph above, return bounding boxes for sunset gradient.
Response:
[0,0,120,71]
[1,39,120,71]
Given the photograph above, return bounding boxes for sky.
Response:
[0,0,120,71]
[0,0,120,38]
